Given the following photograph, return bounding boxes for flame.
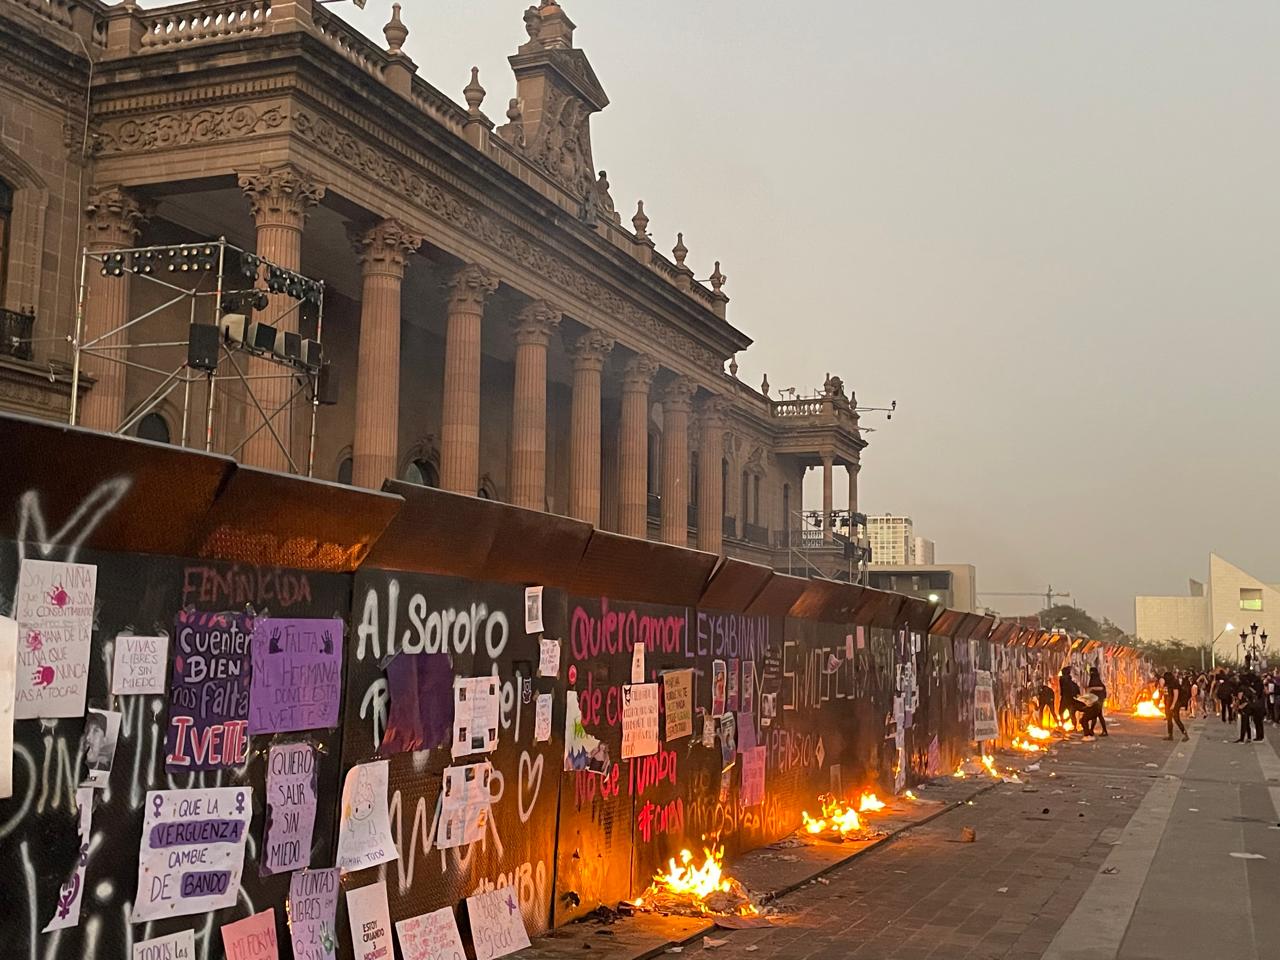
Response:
[653,847,730,900]
[1025,723,1053,741]
[1133,697,1164,718]
[858,791,886,813]
[1011,737,1042,753]
[801,794,864,837]
[980,754,1000,779]
[904,790,919,801]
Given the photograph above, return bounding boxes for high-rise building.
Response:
[913,537,936,565]
[866,514,915,565]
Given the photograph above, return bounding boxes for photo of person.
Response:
[80,708,122,790]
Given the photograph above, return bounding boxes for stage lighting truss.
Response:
[72,237,333,477]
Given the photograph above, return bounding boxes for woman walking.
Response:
[1082,666,1108,737]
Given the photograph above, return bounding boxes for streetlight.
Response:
[928,593,940,603]
[1208,622,1234,671]
[1239,622,1268,670]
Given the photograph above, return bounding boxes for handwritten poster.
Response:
[14,559,96,718]
[437,761,492,849]
[631,641,645,683]
[466,884,531,960]
[336,760,397,872]
[79,707,121,789]
[346,882,393,960]
[719,713,737,767]
[711,659,727,716]
[248,618,342,734]
[524,586,544,633]
[221,908,278,960]
[740,746,766,807]
[973,670,998,742]
[741,662,754,713]
[288,869,339,960]
[736,711,756,753]
[537,637,560,677]
[452,676,500,758]
[621,682,659,759]
[132,786,253,921]
[564,691,609,772]
[133,930,196,960]
[662,669,693,740]
[112,634,169,696]
[262,742,318,876]
[165,610,252,771]
[396,906,466,960]
[701,713,715,748]
[382,652,454,756]
[534,693,553,743]
[0,616,17,798]
[43,785,93,931]
[727,658,739,711]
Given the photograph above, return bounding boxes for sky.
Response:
[137,1,1280,627]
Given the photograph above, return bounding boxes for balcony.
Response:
[0,309,34,361]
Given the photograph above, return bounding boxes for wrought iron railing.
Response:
[0,308,35,361]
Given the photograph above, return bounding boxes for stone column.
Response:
[822,453,834,543]
[660,376,696,547]
[350,218,423,490]
[696,395,726,554]
[439,263,499,494]
[237,164,325,471]
[509,300,561,510]
[80,186,148,432]
[600,415,619,531]
[567,329,615,523]
[847,462,859,527]
[618,354,658,538]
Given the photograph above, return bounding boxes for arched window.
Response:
[0,178,12,305]
[136,412,170,445]
[337,457,353,485]
[740,471,750,525]
[403,458,439,488]
[753,475,761,527]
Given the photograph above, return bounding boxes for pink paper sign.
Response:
[222,908,279,960]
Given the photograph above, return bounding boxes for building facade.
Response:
[913,536,935,565]
[1136,554,1277,664]
[0,0,865,567]
[866,514,915,565]
[864,563,977,613]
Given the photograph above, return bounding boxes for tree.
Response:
[1036,604,1101,639]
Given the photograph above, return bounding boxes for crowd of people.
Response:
[1027,663,1280,747]
[1157,666,1279,743]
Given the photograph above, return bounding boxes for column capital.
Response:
[237,163,326,229]
[512,299,562,346]
[661,375,697,413]
[621,353,659,391]
[697,393,729,429]
[351,218,424,278]
[84,185,150,249]
[568,329,615,371]
[446,262,499,309]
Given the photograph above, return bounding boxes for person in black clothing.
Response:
[1163,670,1188,741]
[1081,666,1108,737]
[1058,667,1085,731]
[1234,671,1266,742]
[1216,670,1236,723]
[1034,678,1057,727]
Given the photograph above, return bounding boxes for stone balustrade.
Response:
[138,0,271,49]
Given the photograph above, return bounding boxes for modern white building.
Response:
[866,514,915,565]
[913,536,936,565]
[1135,554,1278,665]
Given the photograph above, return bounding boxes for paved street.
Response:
[705,714,1280,959]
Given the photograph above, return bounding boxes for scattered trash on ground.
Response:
[1229,852,1266,860]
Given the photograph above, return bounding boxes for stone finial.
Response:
[709,261,726,294]
[632,200,649,240]
[728,354,739,378]
[464,67,486,117]
[761,374,770,397]
[523,5,541,41]
[383,2,408,54]
[672,232,688,267]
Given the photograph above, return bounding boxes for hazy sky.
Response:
[136,1,1280,626]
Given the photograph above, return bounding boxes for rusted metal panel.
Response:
[698,556,775,612]
[743,572,809,617]
[563,530,716,606]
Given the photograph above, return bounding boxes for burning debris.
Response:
[639,847,761,918]
[1132,689,1165,718]
[857,791,886,813]
[801,794,866,839]
[1011,737,1043,753]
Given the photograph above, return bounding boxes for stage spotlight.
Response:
[100,252,128,277]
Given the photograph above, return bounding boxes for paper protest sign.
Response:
[662,669,693,740]
[288,868,339,960]
[466,885,531,960]
[112,634,169,696]
[452,676,500,758]
[336,760,397,872]
[262,742,318,876]
[740,746,766,807]
[437,761,492,849]
[396,907,466,960]
[221,908,278,960]
[346,882,393,960]
[79,707,121,789]
[524,586,544,633]
[165,610,252,771]
[249,618,343,734]
[538,638,560,677]
[0,617,14,798]
[621,683,659,759]
[43,786,93,931]
[14,559,96,719]
[133,930,196,960]
[534,693,553,743]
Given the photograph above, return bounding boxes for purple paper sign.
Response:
[262,742,319,876]
[289,868,340,960]
[249,618,343,734]
[165,611,253,772]
[381,652,455,756]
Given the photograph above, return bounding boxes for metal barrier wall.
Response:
[0,415,1142,959]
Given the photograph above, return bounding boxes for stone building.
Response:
[0,0,864,567]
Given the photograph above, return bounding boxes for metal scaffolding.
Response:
[70,237,329,476]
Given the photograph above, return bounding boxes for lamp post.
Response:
[1208,622,1234,671]
[1239,622,1268,670]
